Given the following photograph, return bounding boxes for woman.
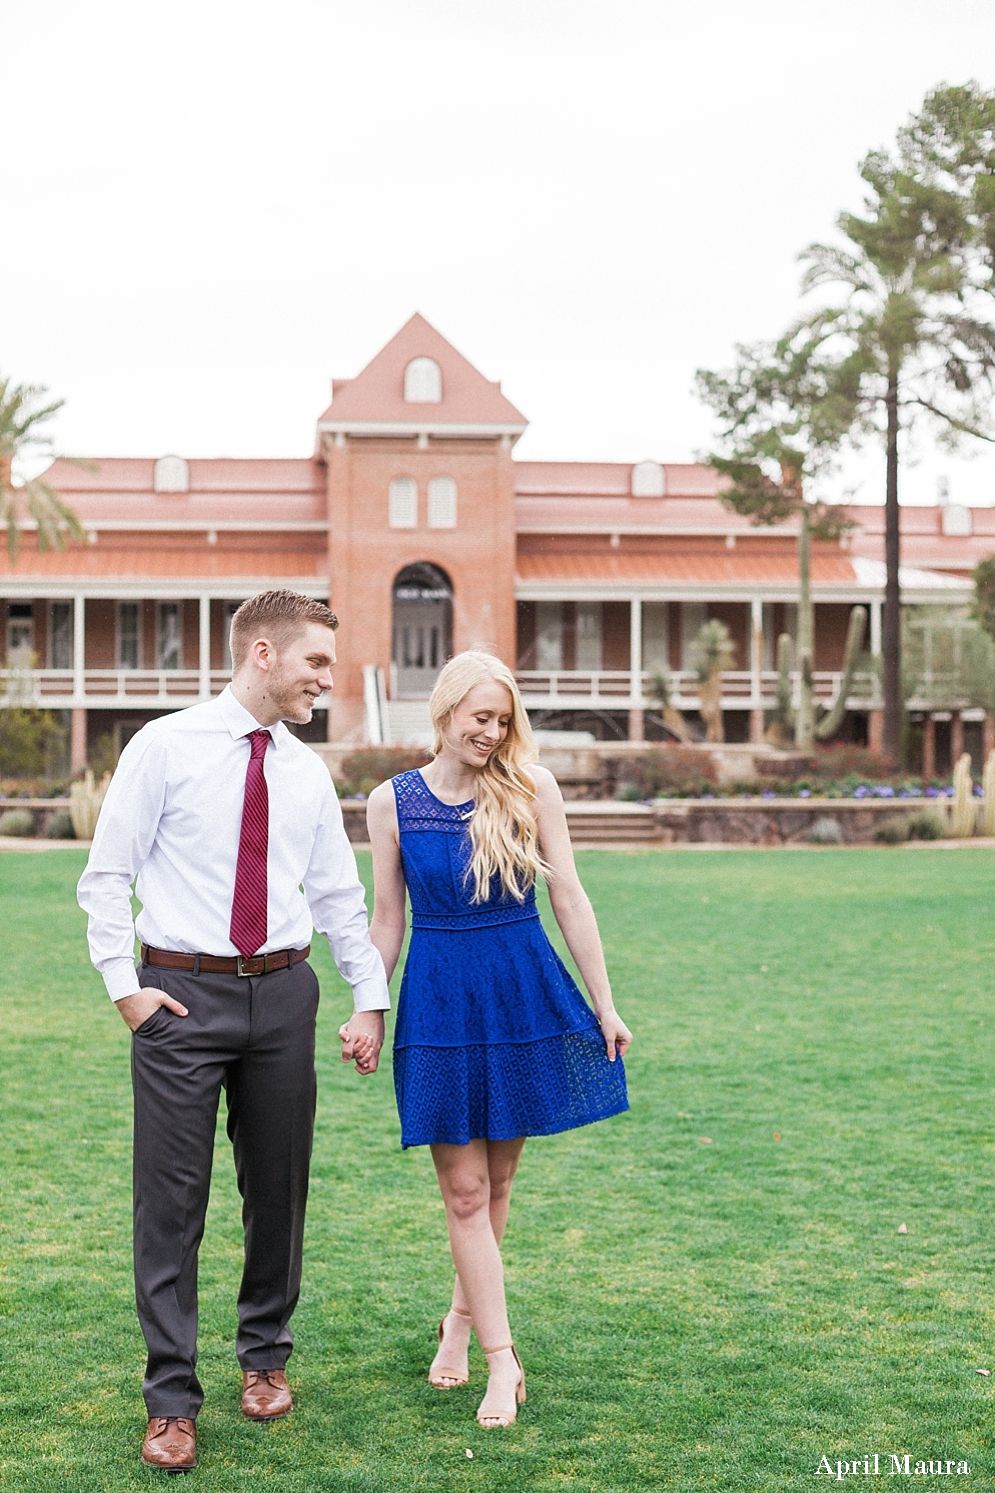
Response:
[365,651,632,1429]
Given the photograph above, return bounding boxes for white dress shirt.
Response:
[77,686,390,1010]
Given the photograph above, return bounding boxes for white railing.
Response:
[515,668,882,710]
[0,668,233,706]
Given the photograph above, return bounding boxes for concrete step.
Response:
[565,803,660,844]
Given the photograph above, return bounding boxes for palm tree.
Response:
[797,147,995,761]
[0,376,85,562]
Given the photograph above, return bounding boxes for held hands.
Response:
[598,1010,632,1062]
[115,990,189,1032]
[339,1010,385,1076]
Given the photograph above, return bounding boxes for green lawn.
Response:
[2,848,994,1491]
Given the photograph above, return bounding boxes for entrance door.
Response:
[392,563,453,697]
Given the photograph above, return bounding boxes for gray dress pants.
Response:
[132,957,319,1418]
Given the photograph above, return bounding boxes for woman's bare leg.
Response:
[430,1138,525,1415]
[451,1138,524,1313]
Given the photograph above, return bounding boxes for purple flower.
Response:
[798,789,810,798]
[925,785,941,797]
[873,785,895,798]
[762,791,776,800]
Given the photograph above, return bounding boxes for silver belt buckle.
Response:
[236,953,270,976]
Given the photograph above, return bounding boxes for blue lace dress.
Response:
[391,769,629,1148]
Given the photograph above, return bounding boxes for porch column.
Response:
[72,594,85,699]
[71,594,86,773]
[984,712,995,762]
[952,712,965,766]
[628,597,643,741]
[749,597,764,744]
[923,716,936,781]
[198,594,211,699]
[870,600,882,656]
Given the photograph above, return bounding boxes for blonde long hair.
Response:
[429,651,551,903]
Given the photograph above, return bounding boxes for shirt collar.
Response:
[215,685,291,749]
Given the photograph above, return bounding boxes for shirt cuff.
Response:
[351,974,391,1012]
[102,958,143,1003]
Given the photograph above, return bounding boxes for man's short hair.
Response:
[229,590,339,671]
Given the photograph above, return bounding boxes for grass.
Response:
[1,847,994,1491]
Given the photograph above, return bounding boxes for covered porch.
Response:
[0,582,332,770]
[514,594,885,742]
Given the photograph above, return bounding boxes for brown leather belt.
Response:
[141,943,311,977]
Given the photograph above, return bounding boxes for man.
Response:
[78,589,387,1473]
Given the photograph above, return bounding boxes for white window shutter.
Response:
[389,476,418,528]
[427,476,457,528]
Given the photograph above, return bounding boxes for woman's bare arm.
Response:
[533,766,632,1061]
[365,780,408,983]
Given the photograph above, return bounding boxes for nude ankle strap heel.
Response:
[428,1308,472,1389]
[476,1343,526,1427]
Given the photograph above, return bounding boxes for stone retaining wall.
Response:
[337,796,962,846]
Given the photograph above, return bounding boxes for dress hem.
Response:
[400,1097,630,1149]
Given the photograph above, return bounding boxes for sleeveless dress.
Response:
[391,769,629,1148]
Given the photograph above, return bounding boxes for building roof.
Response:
[516,550,972,603]
[316,313,527,434]
[39,457,326,526]
[514,461,722,498]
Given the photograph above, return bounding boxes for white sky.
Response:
[4,0,995,506]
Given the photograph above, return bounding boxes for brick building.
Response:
[0,314,989,772]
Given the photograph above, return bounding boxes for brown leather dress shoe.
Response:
[241,1368,293,1420]
[141,1416,197,1472]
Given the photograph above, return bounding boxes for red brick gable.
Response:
[316,313,527,430]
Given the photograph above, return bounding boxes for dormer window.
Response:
[941,504,972,537]
[154,454,190,493]
[389,475,418,528]
[404,357,442,403]
[428,476,457,528]
[631,460,665,497]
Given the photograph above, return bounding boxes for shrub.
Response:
[874,814,910,844]
[622,747,719,799]
[0,708,69,778]
[809,745,892,781]
[807,816,843,844]
[0,808,36,837]
[46,809,76,839]
[907,809,945,841]
[616,782,643,802]
[337,746,432,798]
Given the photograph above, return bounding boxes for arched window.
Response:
[388,475,418,528]
[427,475,457,528]
[404,357,442,403]
[154,454,190,493]
[631,460,665,497]
[392,562,453,697]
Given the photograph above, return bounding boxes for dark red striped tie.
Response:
[230,728,271,957]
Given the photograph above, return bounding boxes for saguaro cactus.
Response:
[949,753,976,838]
[69,769,110,841]
[815,606,868,742]
[982,748,995,838]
